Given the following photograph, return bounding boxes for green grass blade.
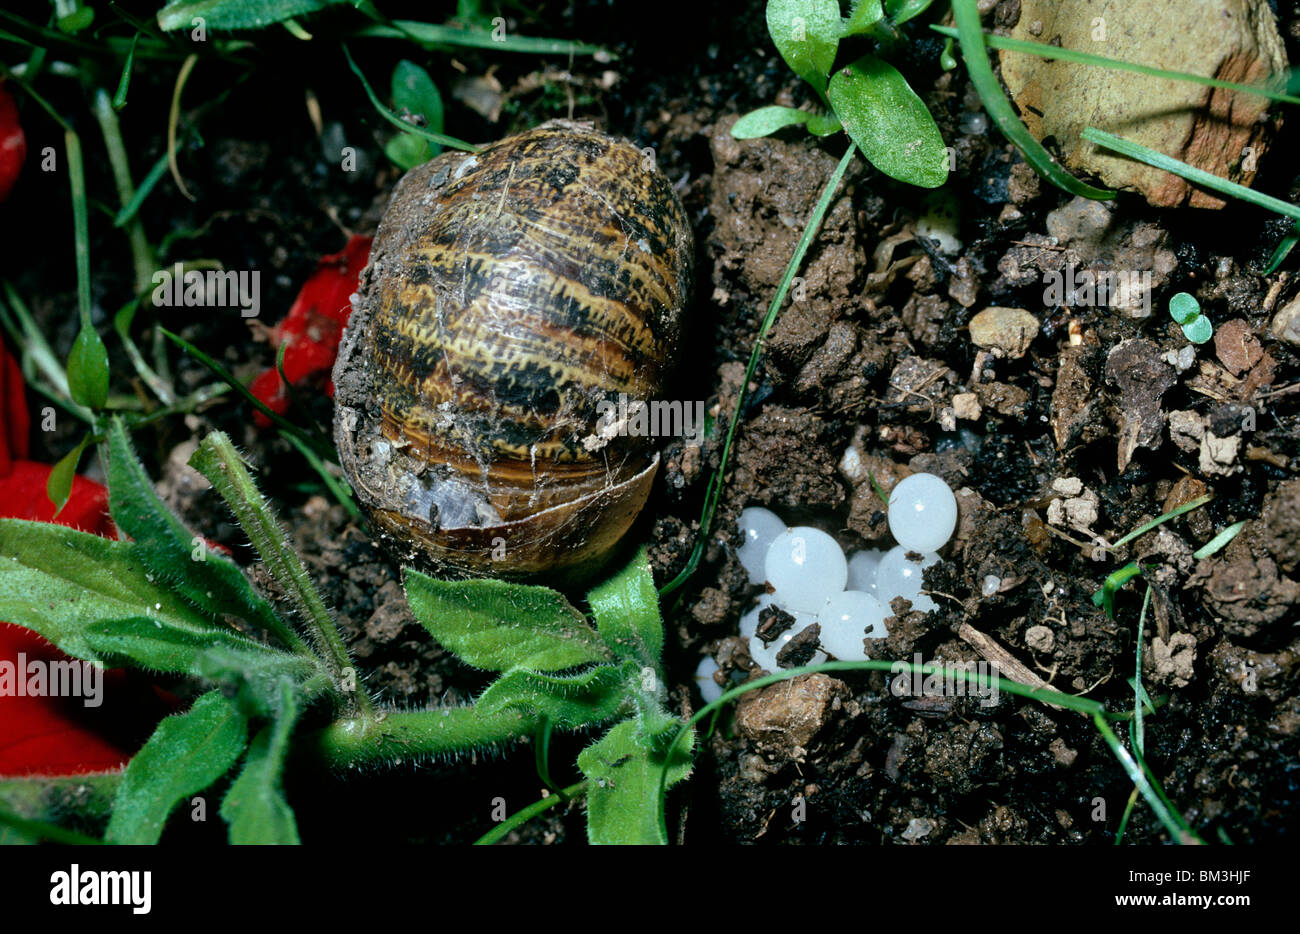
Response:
[341,43,476,153]
[950,0,1114,200]
[1082,127,1300,222]
[659,143,857,597]
[931,24,1299,106]
[353,19,612,57]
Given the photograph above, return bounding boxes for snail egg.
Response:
[694,656,724,704]
[816,590,890,661]
[764,527,847,613]
[887,473,957,554]
[876,546,939,614]
[736,507,787,585]
[846,549,885,595]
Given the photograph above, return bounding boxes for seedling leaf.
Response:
[827,54,948,187]
[766,0,841,92]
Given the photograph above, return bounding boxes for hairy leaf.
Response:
[221,678,299,844]
[106,691,248,844]
[405,569,609,672]
[827,54,949,187]
[885,0,935,26]
[578,719,693,845]
[588,547,663,669]
[477,663,634,729]
[0,519,284,671]
[106,419,296,650]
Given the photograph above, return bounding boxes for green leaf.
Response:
[56,7,95,34]
[384,134,431,171]
[221,678,300,844]
[404,569,610,672]
[1182,316,1213,345]
[841,0,884,37]
[827,54,949,187]
[156,0,343,31]
[0,519,291,672]
[46,435,90,516]
[0,772,120,845]
[587,547,663,669]
[578,719,693,845]
[106,418,304,654]
[478,663,635,729]
[384,61,443,169]
[391,59,443,137]
[66,326,108,410]
[106,691,248,844]
[885,0,935,26]
[805,113,843,136]
[195,645,325,717]
[1168,292,1201,325]
[731,106,812,139]
[766,0,841,92]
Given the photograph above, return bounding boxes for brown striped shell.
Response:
[332,121,693,579]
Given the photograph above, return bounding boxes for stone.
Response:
[1000,0,1287,208]
[735,673,848,759]
[1271,294,1300,346]
[968,307,1040,358]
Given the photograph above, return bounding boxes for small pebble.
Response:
[981,575,1001,597]
[968,307,1040,359]
[1025,625,1055,653]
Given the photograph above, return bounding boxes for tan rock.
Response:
[968,307,1040,358]
[1272,294,1300,346]
[735,673,848,759]
[999,0,1287,208]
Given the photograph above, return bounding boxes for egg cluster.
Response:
[696,473,958,700]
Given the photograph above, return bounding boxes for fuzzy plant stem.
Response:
[190,432,372,716]
[312,706,540,769]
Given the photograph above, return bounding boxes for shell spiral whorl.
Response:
[333,120,694,579]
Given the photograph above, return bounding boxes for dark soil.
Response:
[7,0,1300,843]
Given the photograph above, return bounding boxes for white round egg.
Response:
[764,526,847,612]
[694,655,724,704]
[817,590,890,661]
[846,549,885,594]
[876,546,940,614]
[736,506,787,585]
[887,473,957,554]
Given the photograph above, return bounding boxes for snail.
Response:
[332,120,694,580]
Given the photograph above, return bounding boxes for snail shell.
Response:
[333,120,693,579]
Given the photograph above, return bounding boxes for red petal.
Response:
[252,235,371,426]
[0,461,166,778]
[0,340,30,473]
[0,81,26,203]
[0,461,113,536]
